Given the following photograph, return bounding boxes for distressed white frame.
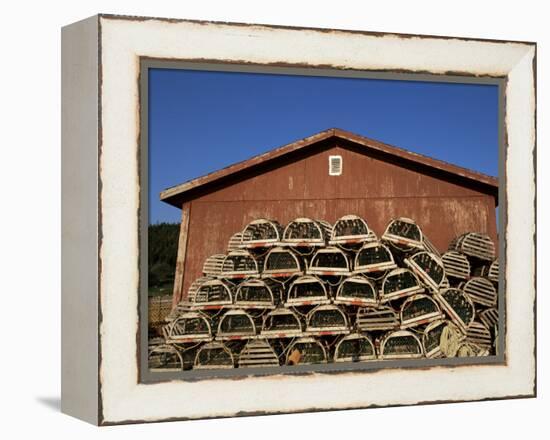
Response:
[63,14,536,425]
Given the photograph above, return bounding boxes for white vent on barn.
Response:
[282,218,331,248]
[163,312,212,343]
[305,305,350,336]
[194,342,235,369]
[441,251,471,280]
[473,259,499,283]
[286,275,330,307]
[220,250,259,279]
[202,254,225,277]
[356,306,399,331]
[191,279,233,309]
[238,339,280,368]
[400,294,444,329]
[240,219,283,248]
[405,251,446,292]
[286,337,328,365]
[329,215,376,248]
[479,307,498,330]
[307,247,351,276]
[460,276,497,308]
[234,279,279,309]
[380,268,424,303]
[328,155,342,176]
[434,288,476,331]
[216,309,257,340]
[382,217,424,251]
[379,330,424,360]
[262,247,303,278]
[148,344,184,372]
[261,308,303,338]
[334,276,378,307]
[422,320,464,358]
[353,242,397,275]
[466,321,493,350]
[449,232,496,261]
[334,333,377,363]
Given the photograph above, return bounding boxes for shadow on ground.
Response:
[36,396,61,412]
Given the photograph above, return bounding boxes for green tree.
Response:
[148,222,179,295]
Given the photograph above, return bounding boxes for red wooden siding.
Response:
[172,142,497,303]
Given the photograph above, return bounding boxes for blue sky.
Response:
[148,68,498,224]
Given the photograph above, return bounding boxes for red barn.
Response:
[160,128,498,305]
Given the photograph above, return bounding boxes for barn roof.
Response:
[160,128,499,208]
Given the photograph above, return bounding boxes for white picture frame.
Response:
[61,14,536,425]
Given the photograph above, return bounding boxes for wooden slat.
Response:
[172,202,191,306]
[462,277,497,307]
[441,251,471,279]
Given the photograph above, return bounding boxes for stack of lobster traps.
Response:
[149,215,500,371]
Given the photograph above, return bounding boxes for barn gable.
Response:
[160,128,498,207]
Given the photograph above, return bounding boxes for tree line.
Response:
[149,222,179,294]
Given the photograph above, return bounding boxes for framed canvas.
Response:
[61,14,536,425]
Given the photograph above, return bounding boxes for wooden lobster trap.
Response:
[404,251,446,292]
[194,342,235,369]
[216,309,258,341]
[356,305,400,331]
[422,320,464,358]
[227,232,244,252]
[185,276,213,304]
[189,278,233,309]
[473,259,499,284]
[202,254,226,277]
[334,333,377,363]
[382,217,424,251]
[329,214,376,248]
[400,294,444,329]
[449,232,496,261]
[163,312,213,344]
[305,305,350,336]
[148,344,184,372]
[334,276,378,307]
[220,250,260,279]
[282,217,331,248]
[234,278,281,309]
[238,339,280,368]
[307,246,352,276]
[353,242,397,276]
[285,337,327,365]
[441,251,471,280]
[262,247,304,278]
[465,321,493,350]
[239,218,283,249]
[456,342,490,357]
[380,268,424,303]
[286,275,330,307]
[479,307,499,330]
[379,330,424,360]
[261,308,303,338]
[434,288,476,331]
[460,276,497,308]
